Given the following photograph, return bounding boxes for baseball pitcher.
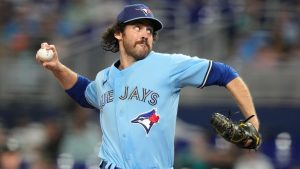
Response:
[36,4,261,169]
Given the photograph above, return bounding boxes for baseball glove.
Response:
[210,112,261,150]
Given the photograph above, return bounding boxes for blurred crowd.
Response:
[162,0,300,66]
[0,0,125,58]
[1,0,300,62]
[0,104,101,169]
[1,0,300,169]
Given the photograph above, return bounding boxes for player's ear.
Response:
[114,31,122,40]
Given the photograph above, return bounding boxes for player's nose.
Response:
[139,27,152,38]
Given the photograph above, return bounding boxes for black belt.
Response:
[99,160,121,169]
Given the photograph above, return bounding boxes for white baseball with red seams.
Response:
[36,48,54,62]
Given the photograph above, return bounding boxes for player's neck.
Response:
[118,51,137,70]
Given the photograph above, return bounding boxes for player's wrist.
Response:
[50,62,65,73]
[249,117,260,131]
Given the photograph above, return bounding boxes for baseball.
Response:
[36,48,54,62]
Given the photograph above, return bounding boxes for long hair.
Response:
[101,21,158,53]
[101,22,125,53]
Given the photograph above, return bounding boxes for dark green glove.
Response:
[211,112,261,150]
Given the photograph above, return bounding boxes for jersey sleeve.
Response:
[204,61,239,87]
[65,75,96,109]
[85,81,99,109]
[169,54,212,89]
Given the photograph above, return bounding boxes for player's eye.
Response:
[134,25,140,31]
[146,27,153,34]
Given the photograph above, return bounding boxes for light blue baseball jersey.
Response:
[85,51,212,169]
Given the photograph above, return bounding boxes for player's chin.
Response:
[135,49,151,60]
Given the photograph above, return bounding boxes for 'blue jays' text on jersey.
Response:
[85,51,212,169]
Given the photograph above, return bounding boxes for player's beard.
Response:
[123,39,152,60]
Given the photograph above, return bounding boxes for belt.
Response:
[99,160,121,169]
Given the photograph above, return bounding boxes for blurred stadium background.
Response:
[0,0,300,169]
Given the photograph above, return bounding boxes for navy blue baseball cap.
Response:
[117,4,163,32]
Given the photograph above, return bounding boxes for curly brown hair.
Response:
[101,22,125,53]
[101,20,158,53]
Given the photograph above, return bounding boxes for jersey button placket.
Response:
[114,74,130,165]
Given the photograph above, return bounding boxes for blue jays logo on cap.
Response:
[131,108,160,134]
[117,4,163,32]
[136,7,152,15]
